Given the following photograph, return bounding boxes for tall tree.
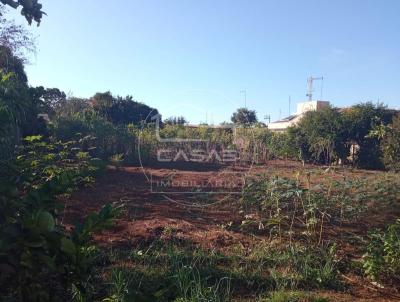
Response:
[91,92,159,126]
[0,45,27,82]
[0,51,30,158]
[0,5,35,61]
[231,107,258,126]
[0,0,44,25]
[0,3,43,158]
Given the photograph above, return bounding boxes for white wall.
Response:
[296,101,330,115]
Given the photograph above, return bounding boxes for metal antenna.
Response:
[306,76,323,101]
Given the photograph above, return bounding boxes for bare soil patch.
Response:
[63,160,400,301]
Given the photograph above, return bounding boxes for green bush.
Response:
[362,219,400,281]
[0,136,120,301]
[53,112,137,162]
[381,114,400,171]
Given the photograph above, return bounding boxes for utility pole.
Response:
[264,115,271,124]
[240,90,247,108]
[289,96,291,116]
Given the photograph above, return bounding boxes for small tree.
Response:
[342,102,395,169]
[297,107,347,165]
[287,126,311,162]
[231,107,257,126]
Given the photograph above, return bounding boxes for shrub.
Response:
[0,136,120,301]
[296,107,347,164]
[53,113,137,162]
[362,219,400,281]
[381,114,400,171]
[343,102,395,169]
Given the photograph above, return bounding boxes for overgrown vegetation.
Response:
[93,237,340,301]
[0,135,120,300]
[362,219,400,282]
[1,1,400,301]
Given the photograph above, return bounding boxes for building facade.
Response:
[268,100,330,132]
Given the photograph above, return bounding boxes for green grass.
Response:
[96,239,342,301]
[262,290,329,302]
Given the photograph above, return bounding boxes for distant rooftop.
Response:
[270,114,299,124]
[268,100,330,132]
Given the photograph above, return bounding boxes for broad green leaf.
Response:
[61,238,76,256]
[37,211,55,232]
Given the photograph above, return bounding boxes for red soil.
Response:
[62,161,400,301]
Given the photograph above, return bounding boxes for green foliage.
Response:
[362,219,400,281]
[0,46,50,158]
[30,86,67,117]
[55,97,90,118]
[241,174,369,242]
[262,102,399,168]
[15,135,101,190]
[0,62,30,159]
[52,112,137,162]
[380,114,400,171]
[0,0,45,25]
[0,45,27,83]
[102,268,134,302]
[172,264,231,302]
[0,5,36,60]
[103,240,341,301]
[264,291,329,302]
[342,102,395,169]
[296,107,347,164]
[231,107,258,125]
[0,136,119,301]
[164,116,188,125]
[265,130,301,160]
[91,91,159,126]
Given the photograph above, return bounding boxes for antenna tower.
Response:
[306,76,323,101]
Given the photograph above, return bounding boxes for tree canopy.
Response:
[296,106,347,164]
[231,107,258,126]
[342,102,395,169]
[91,91,159,126]
[0,0,44,25]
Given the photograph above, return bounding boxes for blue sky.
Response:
[7,0,400,123]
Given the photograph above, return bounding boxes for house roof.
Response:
[270,114,299,124]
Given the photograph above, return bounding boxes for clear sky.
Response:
[7,0,400,124]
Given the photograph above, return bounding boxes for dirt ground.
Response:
[62,160,400,301]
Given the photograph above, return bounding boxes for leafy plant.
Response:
[0,136,120,301]
[380,114,400,171]
[362,219,400,281]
